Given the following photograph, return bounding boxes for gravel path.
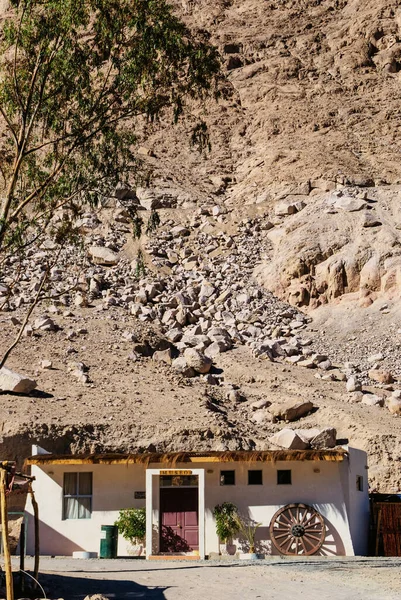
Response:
[13,556,401,600]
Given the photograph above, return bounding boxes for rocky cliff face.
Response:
[151,0,401,199]
[164,0,401,312]
[1,0,401,492]
[141,0,401,309]
[253,185,401,309]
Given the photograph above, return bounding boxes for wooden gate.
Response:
[373,502,401,556]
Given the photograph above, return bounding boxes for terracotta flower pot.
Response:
[220,543,237,556]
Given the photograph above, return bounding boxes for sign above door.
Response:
[160,470,193,476]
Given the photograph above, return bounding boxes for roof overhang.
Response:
[25,449,347,467]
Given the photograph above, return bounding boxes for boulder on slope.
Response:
[0,367,37,394]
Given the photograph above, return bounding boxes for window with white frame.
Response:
[63,472,92,519]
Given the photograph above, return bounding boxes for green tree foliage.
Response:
[115,508,146,543]
[213,502,239,543]
[0,0,221,253]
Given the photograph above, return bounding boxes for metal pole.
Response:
[0,468,14,600]
[19,521,25,593]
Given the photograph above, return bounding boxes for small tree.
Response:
[235,515,261,554]
[115,508,146,544]
[213,502,239,544]
[0,0,221,367]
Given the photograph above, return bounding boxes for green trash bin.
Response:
[100,525,118,558]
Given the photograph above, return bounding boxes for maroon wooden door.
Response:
[160,488,199,552]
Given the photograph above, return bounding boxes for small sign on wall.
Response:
[160,470,192,476]
[134,491,146,499]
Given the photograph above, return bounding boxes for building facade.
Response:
[24,446,369,558]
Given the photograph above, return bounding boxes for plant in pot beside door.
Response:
[115,508,146,557]
[235,515,262,560]
[213,502,239,556]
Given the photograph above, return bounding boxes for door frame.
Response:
[146,468,205,559]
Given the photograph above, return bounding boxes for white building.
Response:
[24,446,369,558]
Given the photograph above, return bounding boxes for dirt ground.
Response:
[1,307,401,492]
[12,556,401,600]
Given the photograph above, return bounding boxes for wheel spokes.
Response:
[270,504,326,556]
[304,521,321,529]
[299,508,309,524]
[305,533,323,543]
[288,508,297,524]
[280,512,293,525]
[284,536,294,553]
[278,535,291,549]
[303,513,319,528]
[275,532,291,540]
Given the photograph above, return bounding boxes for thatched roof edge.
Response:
[25,449,347,467]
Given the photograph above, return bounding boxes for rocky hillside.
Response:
[143,0,401,199]
[1,0,401,493]
[1,198,401,492]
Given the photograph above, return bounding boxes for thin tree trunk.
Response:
[0,468,14,600]
[0,148,25,248]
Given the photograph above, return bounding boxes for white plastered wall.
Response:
[194,459,355,556]
[25,462,146,556]
[340,446,370,555]
[25,450,368,557]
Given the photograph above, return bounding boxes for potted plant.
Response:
[213,502,239,555]
[235,515,262,560]
[115,508,146,557]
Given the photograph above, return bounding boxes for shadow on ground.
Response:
[38,573,170,600]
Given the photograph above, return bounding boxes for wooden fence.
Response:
[370,496,401,556]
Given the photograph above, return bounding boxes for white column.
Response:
[145,470,153,558]
[198,469,205,559]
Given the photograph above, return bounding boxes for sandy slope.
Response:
[1,0,401,493]
[1,304,400,491]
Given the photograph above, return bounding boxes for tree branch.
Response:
[12,5,27,115]
[22,132,73,157]
[0,265,49,370]
[0,260,23,312]
[24,45,60,151]
[0,160,7,186]
[0,106,18,147]
[8,154,70,224]
[24,47,44,118]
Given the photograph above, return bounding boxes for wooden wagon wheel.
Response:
[269,503,326,555]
